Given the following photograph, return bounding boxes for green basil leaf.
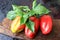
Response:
[20,16,24,25]
[19,6,30,12]
[12,5,20,10]
[12,5,23,16]
[23,14,29,23]
[28,10,35,17]
[20,10,35,25]
[12,5,30,12]
[32,0,37,9]
[15,9,23,16]
[26,20,34,32]
[33,4,50,15]
[7,11,16,20]
[20,13,29,25]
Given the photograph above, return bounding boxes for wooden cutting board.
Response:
[0,18,60,40]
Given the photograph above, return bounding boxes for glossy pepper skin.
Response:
[11,16,25,33]
[40,15,52,35]
[25,16,39,38]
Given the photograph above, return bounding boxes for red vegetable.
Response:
[29,16,36,21]
[40,15,52,35]
[25,16,39,38]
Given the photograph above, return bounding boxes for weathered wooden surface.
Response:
[0,18,60,40]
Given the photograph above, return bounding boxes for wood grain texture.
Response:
[0,18,60,40]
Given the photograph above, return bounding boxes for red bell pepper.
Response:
[25,16,39,38]
[40,15,52,35]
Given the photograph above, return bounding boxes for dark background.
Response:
[0,0,60,40]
